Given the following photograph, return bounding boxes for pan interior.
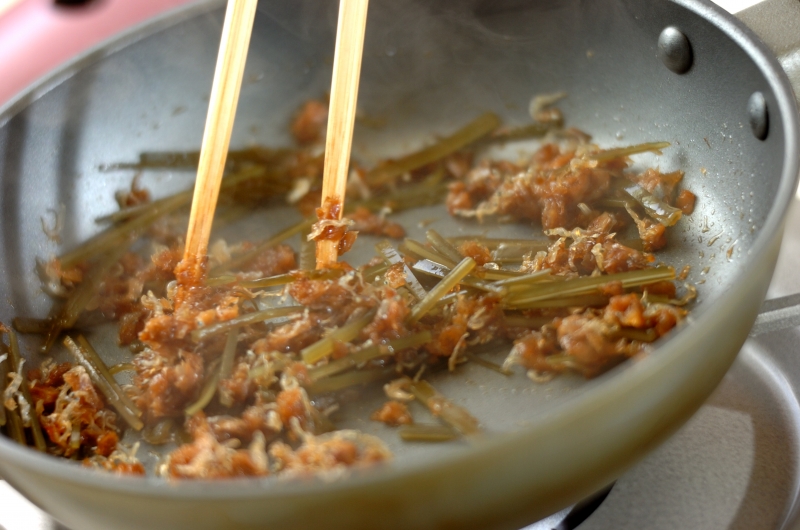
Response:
[0,0,790,476]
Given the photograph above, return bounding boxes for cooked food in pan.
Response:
[0,98,696,478]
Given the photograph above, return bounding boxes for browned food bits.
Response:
[31,362,119,458]
[9,100,697,480]
[348,206,406,239]
[291,99,329,145]
[167,414,269,479]
[675,189,697,215]
[371,401,413,427]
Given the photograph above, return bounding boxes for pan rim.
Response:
[0,0,797,506]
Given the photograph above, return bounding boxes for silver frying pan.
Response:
[0,1,797,529]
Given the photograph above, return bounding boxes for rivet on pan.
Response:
[658,27,693,74]
[747,91,769,140]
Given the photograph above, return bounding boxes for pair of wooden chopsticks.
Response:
[181,0,369,280]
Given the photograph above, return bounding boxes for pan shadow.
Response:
[723,335,800,530]
[578,334,799,530]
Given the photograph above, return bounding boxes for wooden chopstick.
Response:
[315,0,370,269]
[179,0,258,281]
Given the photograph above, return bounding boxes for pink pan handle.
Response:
[0,0,195,106]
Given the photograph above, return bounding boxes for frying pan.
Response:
[0,0,798,529]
